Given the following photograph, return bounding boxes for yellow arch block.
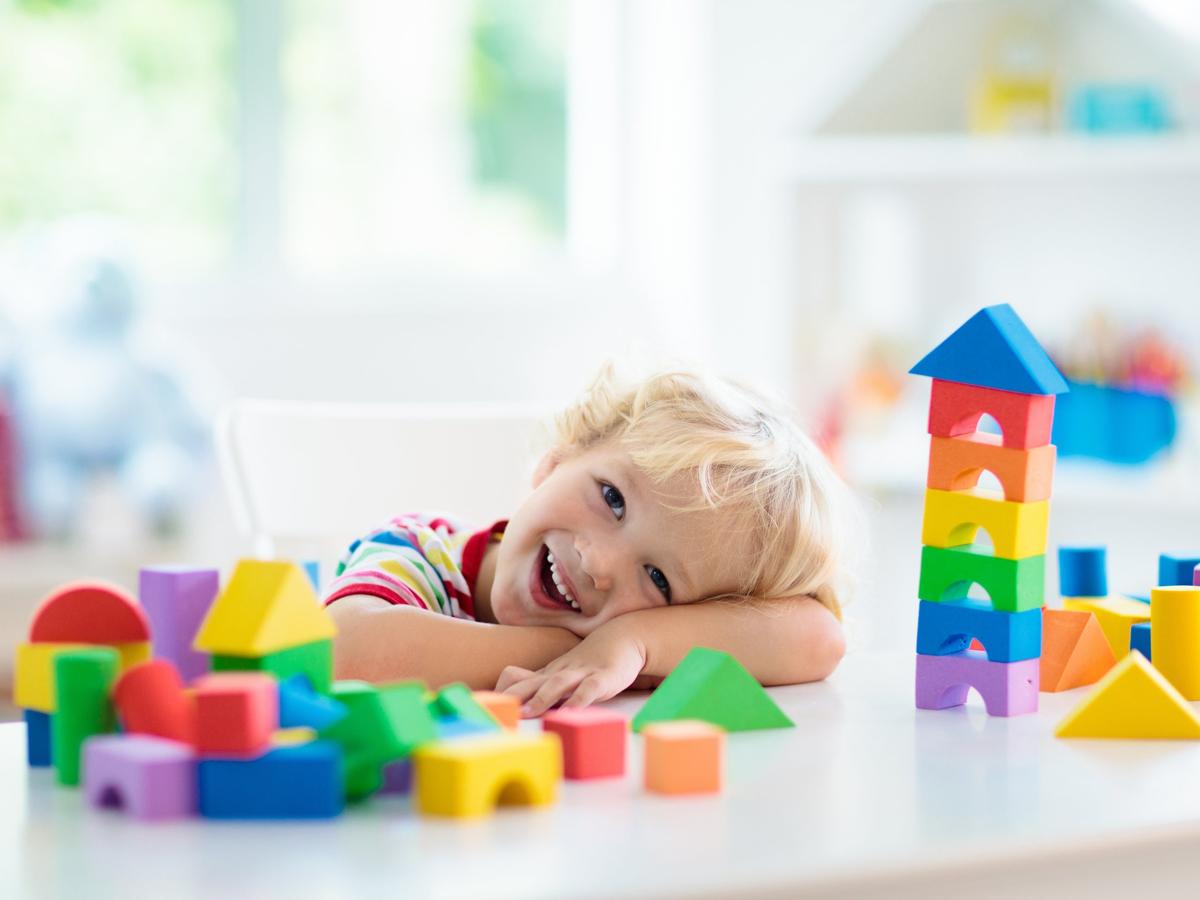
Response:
[14,640,150,713]
[1064,596,1149,660]
[414,732,562,818]
[921,488,1049,560]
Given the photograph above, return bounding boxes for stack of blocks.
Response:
[16,559,794,819]
[910,304,1068,717]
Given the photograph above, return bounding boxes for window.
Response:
[0,0,571,283]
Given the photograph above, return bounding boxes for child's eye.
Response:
[600,483,626,520]
[646,566,672,602]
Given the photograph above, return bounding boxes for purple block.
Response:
[83,735,197,821]
[915,651,1039,717]
[379,758,412,794]
[139,566,219,683]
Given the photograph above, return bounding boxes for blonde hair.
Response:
[549,362,855,620]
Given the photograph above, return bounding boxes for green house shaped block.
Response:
[631,647,794,733]
[211,638,333,694]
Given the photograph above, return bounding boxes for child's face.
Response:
[488,441,747,637]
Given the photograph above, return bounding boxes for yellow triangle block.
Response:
[1055,652,1200,740]
[194,560,337,656]
[1063,596,1149,659]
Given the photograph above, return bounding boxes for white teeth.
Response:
[547,551,578,609]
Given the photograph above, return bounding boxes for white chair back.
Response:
[216,400,546,566]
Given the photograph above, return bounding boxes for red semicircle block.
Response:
[29,581,151,644]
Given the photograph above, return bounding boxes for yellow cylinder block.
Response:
[1151,586,1200,700]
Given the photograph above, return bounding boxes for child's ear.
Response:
[531,448,565,488]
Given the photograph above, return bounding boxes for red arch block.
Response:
[928,379,1055,450]
[30,581,151,644]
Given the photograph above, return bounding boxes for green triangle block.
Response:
[631,647,794,733]
[432,682,501,731]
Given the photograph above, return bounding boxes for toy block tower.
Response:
[910,304,1068,716]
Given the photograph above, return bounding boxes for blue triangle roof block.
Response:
[909,304,1069,395]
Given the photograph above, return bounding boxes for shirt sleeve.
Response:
[323,516,467,617]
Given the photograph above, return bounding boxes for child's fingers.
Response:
[500,674,545,705]
[562,673,608,709]
[495,665,536,692]
[521,670,587,718]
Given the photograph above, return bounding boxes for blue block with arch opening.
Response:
[918,544,1044,613]
[916,600,1042,663]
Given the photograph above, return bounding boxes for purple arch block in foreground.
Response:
[915,651,1039,717]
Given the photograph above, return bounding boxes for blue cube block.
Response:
[24,709,51,767]
[1130,622,1152,661]
[1158,554,1200,587]
[199,742,345,819]
[916,599,1042,663]
[1058,546,1107,597]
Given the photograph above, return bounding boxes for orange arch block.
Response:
[927,433,1056,502]
[1041,608,1116,692]
[29,581,151,645]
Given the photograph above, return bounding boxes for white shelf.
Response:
[777,134,1200,183]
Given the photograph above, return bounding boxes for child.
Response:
[325,363,853,716]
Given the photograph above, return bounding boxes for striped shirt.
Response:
[323,514,507,620]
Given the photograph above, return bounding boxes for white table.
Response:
[5,651,1200,900]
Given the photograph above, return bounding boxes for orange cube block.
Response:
[471,690,520,730]
[927,433,1056,502]
[643,720,723,795]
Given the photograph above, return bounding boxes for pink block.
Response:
[193,673,277,756]
[915,651,1039,717]
[1193,564,1199,587]
[84,735,197,821]
[543,707,627,779]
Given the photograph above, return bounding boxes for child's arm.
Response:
[329,595,582,689]
[498,596,844,716]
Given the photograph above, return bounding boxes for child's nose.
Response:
[576,538,615,592]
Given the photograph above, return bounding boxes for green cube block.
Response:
[319,681,406,801]
[212,639,333,693]
[52,648,119,786]
[378,681,438,754]
[631,647,793,733]
[918,544,1044,613]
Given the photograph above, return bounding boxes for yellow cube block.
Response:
[413,732,561,818]
[14,640,150,713]
[1064,596,1150,660]
[921,488,1049,560]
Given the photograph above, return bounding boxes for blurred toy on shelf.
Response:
[1050,310,1190,465]
[970,15,1056,134]
[3,224,210,539]
[1069,84,1170,134]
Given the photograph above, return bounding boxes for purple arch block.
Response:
[83,735,197,820]
[915,651,1039,717]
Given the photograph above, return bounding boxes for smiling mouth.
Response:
[535,544,581,613]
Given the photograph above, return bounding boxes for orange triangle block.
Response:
[1055,652,1200,739]
[1041,608,1116,692]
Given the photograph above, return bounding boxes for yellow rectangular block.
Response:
[1064,596,1150,660]
[921,487,1049,560]
[14,640,149,713]
[413,732,561,818]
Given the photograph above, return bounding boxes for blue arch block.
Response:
[916,600,1042,663]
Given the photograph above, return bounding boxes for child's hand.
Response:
[496,620,647,717]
